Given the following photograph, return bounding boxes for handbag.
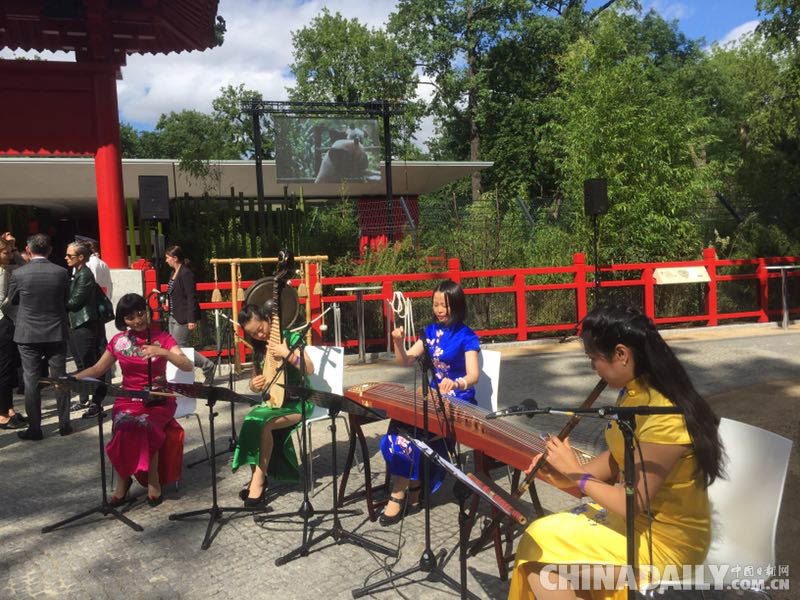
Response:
[95,283,115,324]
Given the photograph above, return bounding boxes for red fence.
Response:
[145,248,799,362]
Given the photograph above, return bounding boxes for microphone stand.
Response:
[168,385,266,550]
[187,313,236,468]
[253,321,344,565]
[489,403,683,599]
[352,330,463,598]
[42,380,144,534]
[272,384,397,565]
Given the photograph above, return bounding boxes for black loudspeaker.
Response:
[139,175,170,220]
[584,178,608,216]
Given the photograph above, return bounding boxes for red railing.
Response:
[145,248,799,362]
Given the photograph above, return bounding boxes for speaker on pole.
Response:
[584,178,608,216]
[139,175,170,220]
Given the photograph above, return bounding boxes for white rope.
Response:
[289,305,334,332]
[387,291,415,352]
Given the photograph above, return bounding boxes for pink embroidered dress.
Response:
[106,327,183,485]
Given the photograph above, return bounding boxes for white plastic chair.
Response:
[166,348,209,473]
[656,418,792,596]
[474,349,501,413]
[295,345,350,496]
[461,349,502,471]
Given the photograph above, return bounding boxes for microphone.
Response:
[486,398,539,419]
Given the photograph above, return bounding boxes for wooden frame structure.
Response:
[208,255,329,371]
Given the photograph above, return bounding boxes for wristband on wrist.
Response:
[457,377,467,390]
[578,473,592,495]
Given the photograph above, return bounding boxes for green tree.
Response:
[211,83,273,159]
[119,122,141,158]
[544,9,718,264]
[757,0,800,52]
[686,38,800,257]
[388,0,625,201]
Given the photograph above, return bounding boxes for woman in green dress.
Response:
[231,304,313,506]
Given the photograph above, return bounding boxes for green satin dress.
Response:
[230,331,314,484]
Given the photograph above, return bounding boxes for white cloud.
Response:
[116,0,400,126]
[718,20,760,47]
[644,0,695,21]
[0,48,74,61]
[3,1,401,127]
[645,0,695,21]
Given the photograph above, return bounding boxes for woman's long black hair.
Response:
[581,304,724,487]
[114,293,148,331]
[434,279,467,327]
[238,304,269,358]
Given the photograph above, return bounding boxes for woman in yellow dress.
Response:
[509,304,724,600]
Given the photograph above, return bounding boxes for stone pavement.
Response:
[0,322,797,600]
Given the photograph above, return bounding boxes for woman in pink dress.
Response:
[76,293,192,506]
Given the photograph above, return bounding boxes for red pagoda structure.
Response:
[0,1,222,267]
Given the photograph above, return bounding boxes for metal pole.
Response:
[251,106,270,237]
[383,102,394,243]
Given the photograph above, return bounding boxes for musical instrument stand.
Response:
[42,380,143,534]
[168,387,266,550]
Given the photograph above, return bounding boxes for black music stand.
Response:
[167,384,264,550]
[412,437,520,600]
[271,385,398,564]
[352,336,460,599]
[187,309,238,468]
[491,403,683,600]
[41,377,143,534]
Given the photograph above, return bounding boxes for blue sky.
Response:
[1,0,766,144]
[614,0,762,44]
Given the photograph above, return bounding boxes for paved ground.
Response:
[0,322,797,600]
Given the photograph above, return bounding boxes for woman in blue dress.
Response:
[380,280,481,525]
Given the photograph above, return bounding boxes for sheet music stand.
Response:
[353,437,520,600]
[40,377,144,534]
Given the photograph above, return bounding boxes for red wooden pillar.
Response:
[514,272,527,341]
[757,257,769,322]
[308,262,323,344]
[93,68,128,268]
[447,258,461,284]
[574,253,588,324]
[703,247,718,326]
[643,267,655,320]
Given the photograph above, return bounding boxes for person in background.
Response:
[2,232,36,396]
[2,232,29,265]
[82,238,113,387]
[163,245,215,384]
[0,237,24,429]
[65,241,105,419]
[84,238,112,299]
[4,234,71,440]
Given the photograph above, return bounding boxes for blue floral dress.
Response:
[380,322,480,492]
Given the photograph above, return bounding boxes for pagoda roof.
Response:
[0,0,221,59]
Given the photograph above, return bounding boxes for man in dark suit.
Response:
[5,234,71,440]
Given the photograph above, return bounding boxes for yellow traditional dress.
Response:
[509,377,711,600]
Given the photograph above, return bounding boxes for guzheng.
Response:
[344,382,594,477]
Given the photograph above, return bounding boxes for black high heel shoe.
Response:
[379,494,408,526]
[147,493,163,507]
[242,478,267,507]
[110,477,133,507]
